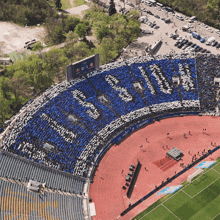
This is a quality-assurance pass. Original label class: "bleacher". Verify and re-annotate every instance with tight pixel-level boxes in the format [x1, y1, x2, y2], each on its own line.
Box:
[0, 54, 206, 178]
[0, 151, 85, 194]
[0, 179, 84, 220]
[196, 54, 220, 112]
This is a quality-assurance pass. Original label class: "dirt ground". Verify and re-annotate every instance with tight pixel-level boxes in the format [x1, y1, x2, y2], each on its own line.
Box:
[0, 3, 89, 56]
[2, 1, 220, 58]
[0, 22, 47, 55]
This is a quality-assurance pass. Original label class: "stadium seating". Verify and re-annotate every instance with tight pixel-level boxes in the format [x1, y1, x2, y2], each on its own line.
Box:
[0, 152, 84, 194]
[196, 54, 219, 112]
[0, 179, 84, 220]
[0, 54, 207, 177]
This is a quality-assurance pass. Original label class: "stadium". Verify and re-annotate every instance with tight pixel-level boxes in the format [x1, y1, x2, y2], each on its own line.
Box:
[1, 52, 220, 220]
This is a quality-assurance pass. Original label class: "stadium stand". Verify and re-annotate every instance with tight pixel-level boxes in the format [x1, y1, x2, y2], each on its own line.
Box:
[196, 54, 220, 112]
[0, 53, 210, 179]
[0, 179, 84, 220]
[0, 150, 85, 194]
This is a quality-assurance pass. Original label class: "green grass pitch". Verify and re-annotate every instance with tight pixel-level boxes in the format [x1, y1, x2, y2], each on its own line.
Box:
[133, 159, 220, 220]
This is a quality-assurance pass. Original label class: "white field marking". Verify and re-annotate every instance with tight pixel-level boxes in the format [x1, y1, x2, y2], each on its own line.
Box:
[212, 167, 220, 175]
[190, 176, 220, 199]
[181, 189, 192, 198]
[139, 160, 220, 220]
[162, 204, 181, 220]
[212, 212, 220, 220]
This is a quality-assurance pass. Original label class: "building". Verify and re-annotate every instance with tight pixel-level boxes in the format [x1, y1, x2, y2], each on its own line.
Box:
[0, 57, 12, 65]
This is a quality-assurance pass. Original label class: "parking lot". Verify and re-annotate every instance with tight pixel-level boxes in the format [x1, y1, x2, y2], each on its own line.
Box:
[100, 0, 220, 60]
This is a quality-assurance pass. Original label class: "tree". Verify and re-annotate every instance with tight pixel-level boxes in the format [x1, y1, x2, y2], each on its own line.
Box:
[98, 38, 117, 64]
[0, 94, 11, 126]
[109, 0, 117, 16]
[75, 23, 87, 40]
[55, 0, 62, 10]
[65, 31, 79, 44]
[63, 31, 79, 63]
[32, 41, 44, 58]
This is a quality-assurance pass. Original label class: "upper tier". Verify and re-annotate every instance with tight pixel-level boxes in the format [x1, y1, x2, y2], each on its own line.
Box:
[1, 54, 219, 177]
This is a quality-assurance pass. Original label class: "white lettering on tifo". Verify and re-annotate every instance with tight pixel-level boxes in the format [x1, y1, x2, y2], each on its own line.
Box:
[41, 113, 75, 142]
[138, 66, 156, 95]
[178, 63, 195, 91]
[149, 64, 172, 94]
[105, 75, 133, 102]
[72, 89, 100, 119]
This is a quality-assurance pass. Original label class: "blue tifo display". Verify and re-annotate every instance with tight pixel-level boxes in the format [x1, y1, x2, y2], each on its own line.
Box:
[1, 54, 218, 178]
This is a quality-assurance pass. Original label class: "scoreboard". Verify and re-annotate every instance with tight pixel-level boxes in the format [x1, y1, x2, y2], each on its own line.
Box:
[66, 54, 99, 82]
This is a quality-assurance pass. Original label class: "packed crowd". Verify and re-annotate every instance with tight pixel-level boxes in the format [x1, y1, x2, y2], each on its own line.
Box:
[1, 54, 215, 177]
[196, 54, 220, 112]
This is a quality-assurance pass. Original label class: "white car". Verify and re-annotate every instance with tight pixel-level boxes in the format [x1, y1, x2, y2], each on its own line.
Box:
[176, 15, 184, 21]
[168, 12, 175, 16]
[156, 6, 161, 11]
[182, 45, 188, 50]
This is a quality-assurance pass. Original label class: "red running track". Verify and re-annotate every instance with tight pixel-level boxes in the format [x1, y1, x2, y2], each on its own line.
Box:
[89, 116, 220, 220]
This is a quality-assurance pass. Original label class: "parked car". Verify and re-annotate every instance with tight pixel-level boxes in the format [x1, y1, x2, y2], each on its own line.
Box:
[154, 15, 160, 19]
[176, 14, 184, 21]
[142, 29, 153, 34]
[156, 6, 161, 11]
[154, 25, 160, 29]
[182, 45, 188, 50]
[196, 46, 202, 50]
[147, 10, 153, 15]
[150, 23, 156, 27]
[216, 43, 220, 48]
[165, 6, 174, 12]
[211, 41, 218, 47]
[200, 38, 205, 43]
[192, 32, 201, 39]
[187, 41, 193, 46]
[195, 46, 200, 52]
[182, 39, 188, 44]
[174, 41, 180, 47]
[177, 43, 184, 48]
[165, 18, 171, 23]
